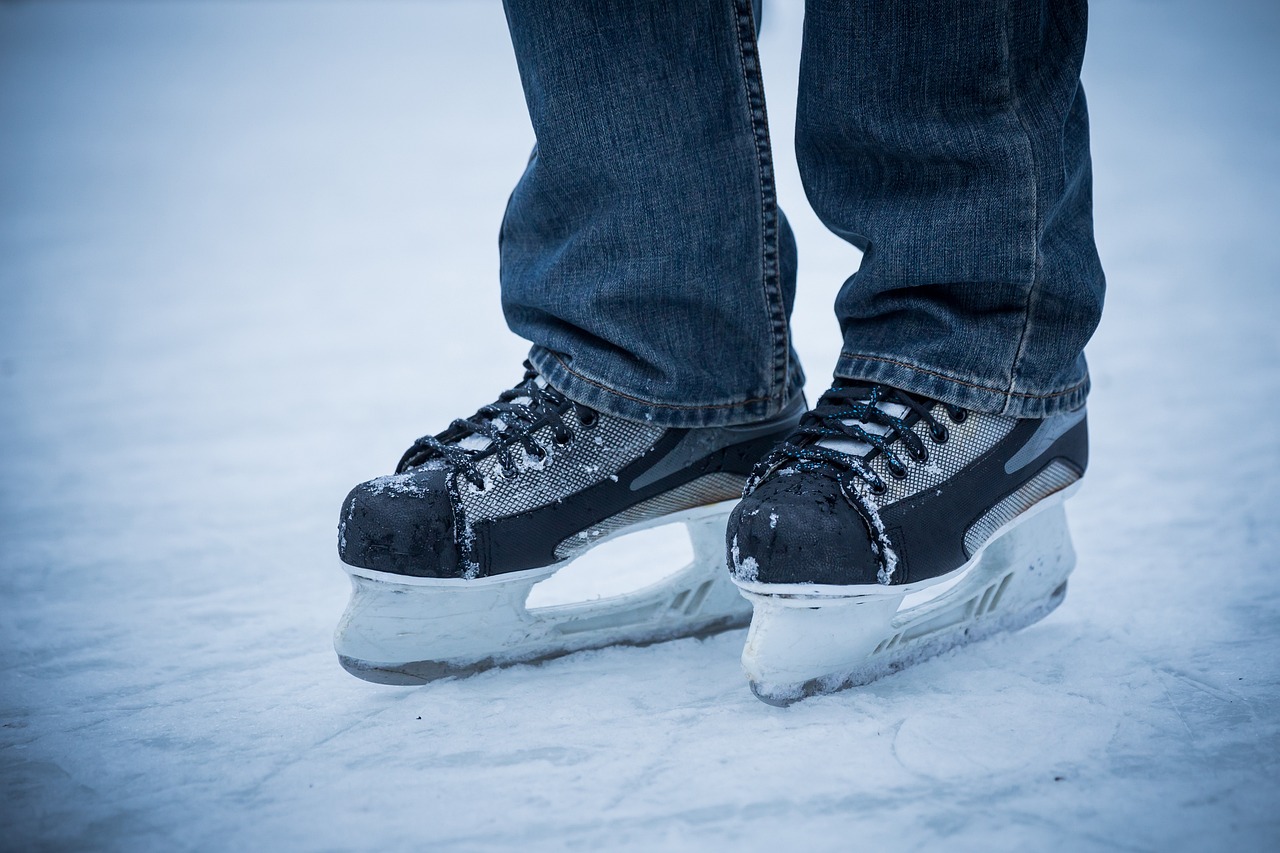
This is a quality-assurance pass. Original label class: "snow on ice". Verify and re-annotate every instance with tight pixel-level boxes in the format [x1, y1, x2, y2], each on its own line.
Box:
[1, 1, 1278, 850]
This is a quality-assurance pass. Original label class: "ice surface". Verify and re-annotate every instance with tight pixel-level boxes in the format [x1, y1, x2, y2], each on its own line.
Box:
[527, 522, 693, 609]
[2, 1, 1279, 850]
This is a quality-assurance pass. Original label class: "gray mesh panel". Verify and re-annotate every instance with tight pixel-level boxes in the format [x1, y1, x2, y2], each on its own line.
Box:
[458, 415, 665, 523]
[963, 460, 1079, 556]
[869, 408, 1014, 503]
[553, 473, 745, 560]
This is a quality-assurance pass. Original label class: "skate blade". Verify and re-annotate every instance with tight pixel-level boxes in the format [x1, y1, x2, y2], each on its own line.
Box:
[334, 501, 749, 684]
[740, 500, 1077, 706]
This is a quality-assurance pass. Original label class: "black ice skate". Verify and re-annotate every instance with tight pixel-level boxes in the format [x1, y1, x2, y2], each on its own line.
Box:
[336, 363, 805, 684]
[726, 380, 1086, 705]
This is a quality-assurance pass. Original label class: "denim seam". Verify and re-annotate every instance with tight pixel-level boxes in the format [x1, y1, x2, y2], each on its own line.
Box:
[1001, 0, 1042, 416]
[731, 0, 789, 411]
[546, 351, 776, 410]
[838, 351, 1087, 400]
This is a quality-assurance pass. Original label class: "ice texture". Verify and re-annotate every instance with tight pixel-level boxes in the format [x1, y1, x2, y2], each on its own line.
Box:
[2, 1, 1279, 851]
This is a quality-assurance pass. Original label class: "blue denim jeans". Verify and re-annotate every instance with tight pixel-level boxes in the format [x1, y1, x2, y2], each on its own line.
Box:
[499, 0, 1105, 427]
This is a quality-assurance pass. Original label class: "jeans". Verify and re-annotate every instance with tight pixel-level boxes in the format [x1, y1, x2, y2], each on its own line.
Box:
[499, 0, 1105, 427]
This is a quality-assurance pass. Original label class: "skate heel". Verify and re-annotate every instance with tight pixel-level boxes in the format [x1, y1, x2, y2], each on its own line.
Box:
[335, 502, 750, 684]
[741, 502, 1076, 706]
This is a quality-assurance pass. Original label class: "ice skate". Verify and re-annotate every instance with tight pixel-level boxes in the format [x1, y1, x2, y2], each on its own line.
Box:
[727, 380, 1087, 705]
[336, 362, 805, 684]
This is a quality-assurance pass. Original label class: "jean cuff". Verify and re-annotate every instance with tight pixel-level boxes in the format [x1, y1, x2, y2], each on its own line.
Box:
[529, 347, 806, 429]
[834, 351, 1089, 418]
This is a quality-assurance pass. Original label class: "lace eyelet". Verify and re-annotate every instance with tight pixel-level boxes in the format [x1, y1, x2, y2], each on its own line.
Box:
[949, 409, 967, 424]
[553, 432, 572, 446]
[577, 410, 599, 427]
[931, 425, 949, 444]
[910, 445, 928, 463]
[869, 480, 888, 495]
[889, 466, 908, 480]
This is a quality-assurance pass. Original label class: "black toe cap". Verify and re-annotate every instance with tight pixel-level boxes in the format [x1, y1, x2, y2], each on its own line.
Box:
[338, 467, 462, 577]
[728, 472, 880, 586]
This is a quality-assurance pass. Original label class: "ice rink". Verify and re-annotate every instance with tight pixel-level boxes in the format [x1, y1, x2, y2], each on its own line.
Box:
[2, 1, 1278, 850]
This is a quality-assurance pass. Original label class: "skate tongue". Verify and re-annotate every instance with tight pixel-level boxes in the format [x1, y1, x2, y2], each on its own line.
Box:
[456, 413, 519, 454]
[457, 433, 495, 452]
[454, 375, 553, 453]
[816, 402, 910, 458]
[505, 374, 548, 409]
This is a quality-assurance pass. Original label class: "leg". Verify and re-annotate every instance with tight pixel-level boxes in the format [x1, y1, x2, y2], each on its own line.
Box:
[797, 0, 1103, 418]
[334, 1, 812, 683]
[728, 0, 1103, 703]
[500, 0, 803, 428]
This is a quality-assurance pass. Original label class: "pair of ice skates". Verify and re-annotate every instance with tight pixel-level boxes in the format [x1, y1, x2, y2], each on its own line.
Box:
[336, 365, 1086, 705]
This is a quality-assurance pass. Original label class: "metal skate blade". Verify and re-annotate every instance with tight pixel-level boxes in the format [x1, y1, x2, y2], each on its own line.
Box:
[337, 653, 486, 686]
[746, 581, 1070, 706]
[740, 504, 1077, 705]
[334, 502, 750, 684]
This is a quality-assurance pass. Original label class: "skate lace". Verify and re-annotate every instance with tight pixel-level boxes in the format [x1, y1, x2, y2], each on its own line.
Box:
[396, 362, 599, 488]
[744, 381, 966, 500]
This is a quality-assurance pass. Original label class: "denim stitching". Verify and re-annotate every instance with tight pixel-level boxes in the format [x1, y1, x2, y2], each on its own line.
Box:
[547, 351, 775, 410]
[838, 351, 1087, 400]
[1000, 0, 1043, 415]
[731, 0, 789, 410]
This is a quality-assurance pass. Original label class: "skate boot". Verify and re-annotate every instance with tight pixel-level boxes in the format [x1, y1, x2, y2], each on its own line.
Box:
[727, 380, 1086, 705]
[336, 362, 805, 684]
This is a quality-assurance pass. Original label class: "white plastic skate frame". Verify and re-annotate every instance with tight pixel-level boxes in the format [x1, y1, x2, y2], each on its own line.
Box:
[334, 500, 749, 684]
[736, 484, 1081, 705]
